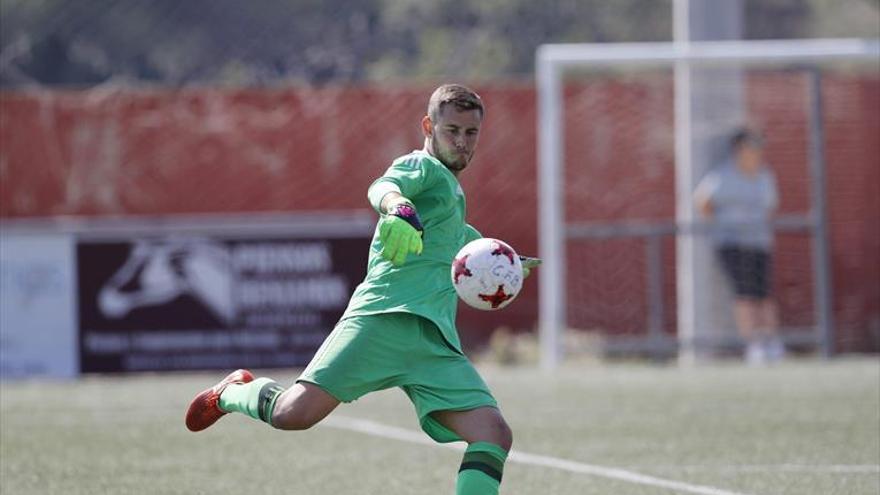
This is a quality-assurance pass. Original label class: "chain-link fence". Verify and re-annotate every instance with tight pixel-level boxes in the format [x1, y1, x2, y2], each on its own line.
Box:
[552, 64, 879, 358]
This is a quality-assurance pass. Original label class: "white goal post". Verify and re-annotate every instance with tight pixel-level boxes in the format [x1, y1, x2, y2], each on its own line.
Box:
[536, 38, 880, 369]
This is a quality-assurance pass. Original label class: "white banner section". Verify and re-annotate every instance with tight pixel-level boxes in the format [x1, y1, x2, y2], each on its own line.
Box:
[1, 233, 78, 378]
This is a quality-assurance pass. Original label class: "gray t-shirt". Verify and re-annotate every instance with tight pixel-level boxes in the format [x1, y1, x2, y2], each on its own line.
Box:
[695, 161, 778, 249]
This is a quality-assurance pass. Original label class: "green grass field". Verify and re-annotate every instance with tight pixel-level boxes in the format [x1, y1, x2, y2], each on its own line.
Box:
[2, 359, 878, 495]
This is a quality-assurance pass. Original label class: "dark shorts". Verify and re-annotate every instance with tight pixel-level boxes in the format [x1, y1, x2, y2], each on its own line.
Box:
[717, 245, 772, 299]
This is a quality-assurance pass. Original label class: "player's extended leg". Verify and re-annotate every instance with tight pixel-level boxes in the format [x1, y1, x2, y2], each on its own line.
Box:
[431, 406, 512, 495]
[186, 371, 339, 432]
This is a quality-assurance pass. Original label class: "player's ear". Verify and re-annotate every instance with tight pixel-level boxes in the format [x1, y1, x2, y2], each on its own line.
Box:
[420, 115, 433, 138]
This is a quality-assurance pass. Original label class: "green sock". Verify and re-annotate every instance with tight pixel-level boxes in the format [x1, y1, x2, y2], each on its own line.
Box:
[456, 442, 508, 495]
[218, 377, 284, 426]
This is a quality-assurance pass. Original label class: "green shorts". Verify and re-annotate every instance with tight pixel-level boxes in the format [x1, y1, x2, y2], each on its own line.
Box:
[296, 312, 498, 443]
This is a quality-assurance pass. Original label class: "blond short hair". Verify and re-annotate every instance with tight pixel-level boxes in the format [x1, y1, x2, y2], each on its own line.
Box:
[427, 84, 484, 121]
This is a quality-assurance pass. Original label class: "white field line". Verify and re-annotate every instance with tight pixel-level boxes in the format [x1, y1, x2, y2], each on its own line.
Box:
[321, 415, 755, 495]
[628, 464, 880, 474]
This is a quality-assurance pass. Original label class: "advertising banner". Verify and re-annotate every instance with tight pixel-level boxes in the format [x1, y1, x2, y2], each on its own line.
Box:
[77, 235, 369, 372]
[0, 233, 78, 378]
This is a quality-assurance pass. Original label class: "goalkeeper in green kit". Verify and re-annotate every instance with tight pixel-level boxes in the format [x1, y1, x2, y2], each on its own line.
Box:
[186, 84, 539, 494]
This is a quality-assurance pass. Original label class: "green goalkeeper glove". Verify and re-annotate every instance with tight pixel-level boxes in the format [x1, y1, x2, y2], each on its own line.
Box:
[520, 255, 542, 279]
[378, 197, 424, 266]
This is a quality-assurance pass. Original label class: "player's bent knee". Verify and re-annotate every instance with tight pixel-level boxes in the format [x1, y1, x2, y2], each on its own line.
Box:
[481, 409, 513, 451]
[475, 412, 513, 450]
[494, 418, 513, 451]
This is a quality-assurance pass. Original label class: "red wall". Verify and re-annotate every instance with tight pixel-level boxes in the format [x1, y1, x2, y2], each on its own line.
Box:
[2, 77, 878, 351]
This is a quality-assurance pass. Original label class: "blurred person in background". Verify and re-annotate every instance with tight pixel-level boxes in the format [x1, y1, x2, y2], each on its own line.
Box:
[695, 127, 783, 365]
[186, 84, 539, 495]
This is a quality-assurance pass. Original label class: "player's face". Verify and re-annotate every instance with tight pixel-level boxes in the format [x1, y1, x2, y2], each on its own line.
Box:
[424, 106, 482, 174]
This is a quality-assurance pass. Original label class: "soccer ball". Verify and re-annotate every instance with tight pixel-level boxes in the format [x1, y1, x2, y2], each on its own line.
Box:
[451, 238, 523, 311]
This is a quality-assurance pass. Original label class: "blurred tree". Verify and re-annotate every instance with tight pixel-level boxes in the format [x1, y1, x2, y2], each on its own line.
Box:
[802, 0, 880, 38]
[0, 0, 876, 87]
[744, 0, 880, 39]
[368, 0, 672, 80]
[745, 0, 812, 39]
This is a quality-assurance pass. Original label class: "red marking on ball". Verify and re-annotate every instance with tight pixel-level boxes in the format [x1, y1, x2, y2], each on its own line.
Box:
[478, 285, 514, 309]
[452, 255, 472, 284]
[491, 242, 516, 264]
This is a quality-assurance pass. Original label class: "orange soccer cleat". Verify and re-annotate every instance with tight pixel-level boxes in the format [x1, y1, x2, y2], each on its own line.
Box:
[185, 369, 254, 432]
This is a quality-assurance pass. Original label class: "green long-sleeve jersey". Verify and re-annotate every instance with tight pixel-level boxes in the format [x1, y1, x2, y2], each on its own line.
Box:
[341, 149, 481, 352]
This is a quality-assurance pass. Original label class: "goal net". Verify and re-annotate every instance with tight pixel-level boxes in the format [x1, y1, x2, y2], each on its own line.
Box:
[536, 39, 880, 367]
